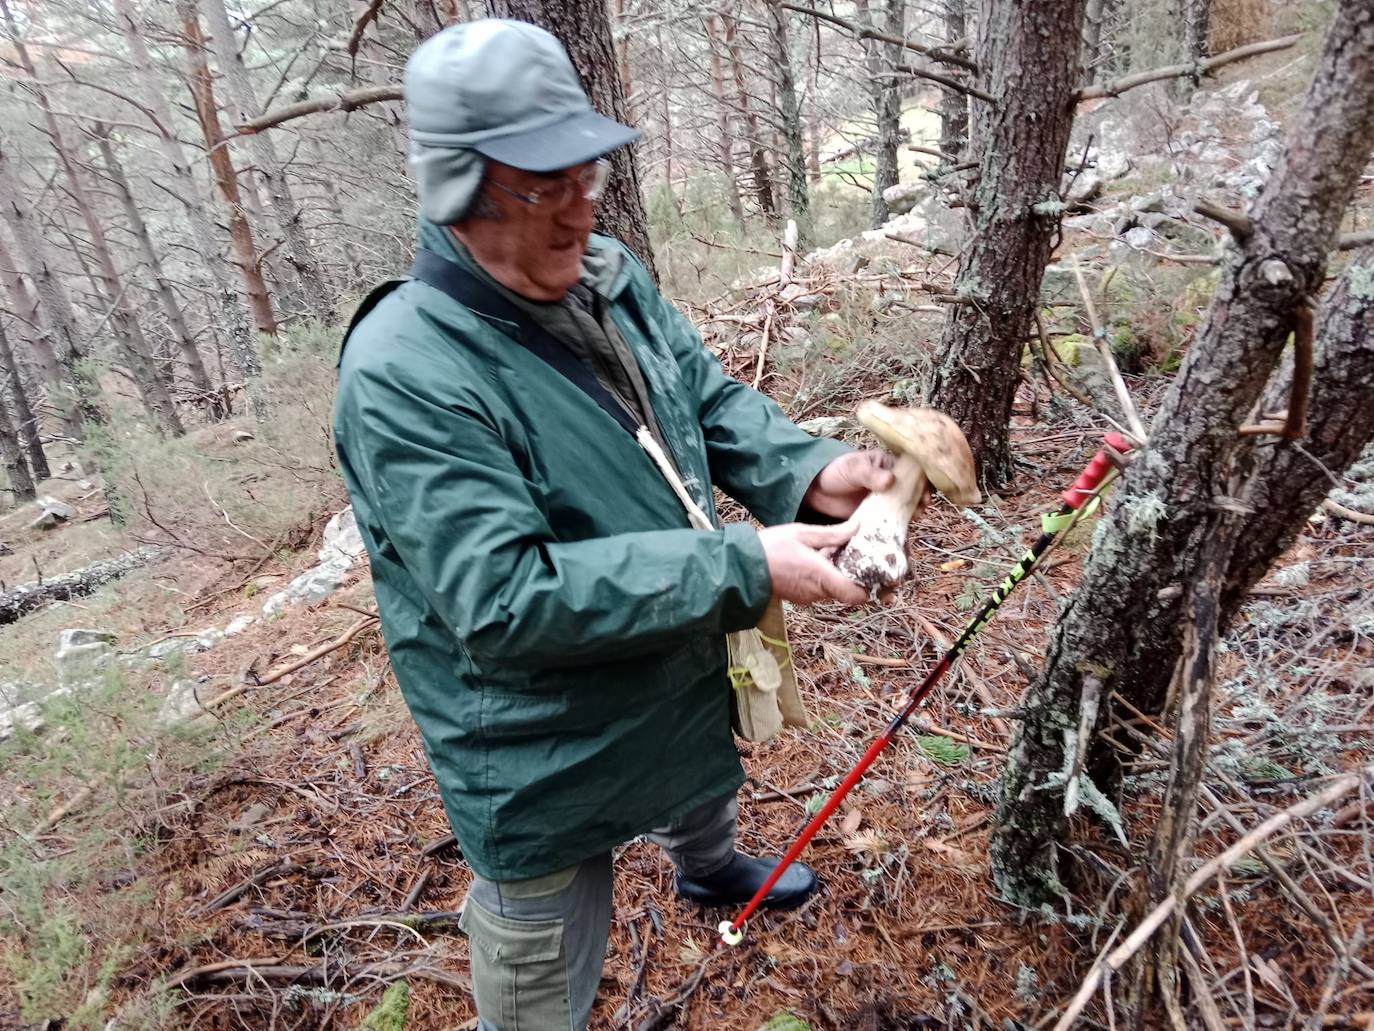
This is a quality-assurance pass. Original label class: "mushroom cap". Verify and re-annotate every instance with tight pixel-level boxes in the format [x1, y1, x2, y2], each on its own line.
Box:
[855, 400, 982, 505]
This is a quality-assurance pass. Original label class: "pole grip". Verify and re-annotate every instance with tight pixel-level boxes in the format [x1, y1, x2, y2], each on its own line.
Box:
[1060, 432, 1132, 510]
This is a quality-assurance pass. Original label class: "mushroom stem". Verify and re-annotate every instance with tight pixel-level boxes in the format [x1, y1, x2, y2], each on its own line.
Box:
[835, 453, 928, 592]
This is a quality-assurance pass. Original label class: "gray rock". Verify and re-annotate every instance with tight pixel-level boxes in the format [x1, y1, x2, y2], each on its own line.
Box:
[195, 628, 226, 651]
[0, 698, 47, 739]
[881, 181, 931, 216]
[262, 556, 352, 617]
[806, 237, 863, 275]
[797, 416, 848, 438]
[223, 615, 255, 637]
[54, 628, 116, 687]
[1066, 173, 1102, 206]
[0, 541, 12, 556]
[318, 507, 366, 566]
[157, 679, 205, 726]
[1122, 226, 1156, 250]
[30, 495, 74, 530]
[1097, 150, 1132, 181]
[146, 637, 193, 661]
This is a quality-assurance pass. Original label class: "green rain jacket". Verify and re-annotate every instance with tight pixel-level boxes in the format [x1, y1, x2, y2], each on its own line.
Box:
[334, 220, 849, 882]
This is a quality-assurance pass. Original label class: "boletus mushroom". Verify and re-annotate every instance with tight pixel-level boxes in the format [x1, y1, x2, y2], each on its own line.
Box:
[835, 401, 981, 593]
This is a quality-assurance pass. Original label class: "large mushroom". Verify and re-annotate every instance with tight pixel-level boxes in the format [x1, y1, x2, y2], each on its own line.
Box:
[835, 401, 981, 593]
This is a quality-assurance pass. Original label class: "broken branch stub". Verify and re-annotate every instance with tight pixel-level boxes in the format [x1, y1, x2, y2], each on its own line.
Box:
[835, 402, 980, 593]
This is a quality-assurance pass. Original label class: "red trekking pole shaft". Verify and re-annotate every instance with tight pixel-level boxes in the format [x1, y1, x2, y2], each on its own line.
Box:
[718, 433, 1131, 945]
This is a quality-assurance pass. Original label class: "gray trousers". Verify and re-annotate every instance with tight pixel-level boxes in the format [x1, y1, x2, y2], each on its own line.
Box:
[459, 792, 738, 1031]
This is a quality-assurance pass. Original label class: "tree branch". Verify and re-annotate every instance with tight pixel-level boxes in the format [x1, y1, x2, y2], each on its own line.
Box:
[894, 65, 995, 104]
[1076, 33, 1303, 102]
[776, 0, 977, 72]
[233, 84, 403, 135]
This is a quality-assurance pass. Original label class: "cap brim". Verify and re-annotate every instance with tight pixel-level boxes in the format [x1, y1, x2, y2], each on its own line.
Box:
[473, 110, 642, 172]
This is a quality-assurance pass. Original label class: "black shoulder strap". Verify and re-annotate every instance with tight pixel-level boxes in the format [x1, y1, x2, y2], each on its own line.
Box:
[409, 249, 639, 436]
[337, 278, 406, 369]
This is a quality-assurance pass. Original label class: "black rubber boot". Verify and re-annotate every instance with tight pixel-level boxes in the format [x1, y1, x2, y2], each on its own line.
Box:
[674, 853, 818, 911]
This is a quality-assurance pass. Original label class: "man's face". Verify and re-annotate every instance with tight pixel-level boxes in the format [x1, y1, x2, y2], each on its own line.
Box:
[454, 160, 599, 302]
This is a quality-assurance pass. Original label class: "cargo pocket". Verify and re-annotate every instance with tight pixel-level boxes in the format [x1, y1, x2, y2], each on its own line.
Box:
[460, 899, 572, 1031]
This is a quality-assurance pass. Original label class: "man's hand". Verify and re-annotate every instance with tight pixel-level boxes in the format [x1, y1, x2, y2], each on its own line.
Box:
[801, 450, 895, 520]
[758, 521, 868, 606]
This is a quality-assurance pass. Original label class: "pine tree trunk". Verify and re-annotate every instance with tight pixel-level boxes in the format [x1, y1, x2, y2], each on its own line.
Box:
[722, 13, 777, 221]
[0, 146, 100, 440]
[863, 0, 905, 229]
[114, 0, 266, 410]
[198, 0, 337, 324]
[0, 228, 66, 429]
[939, 0, 969, 156]
[93, 125, 220, 417]
[990, 0, 1374, 909]
[766, 3, 813, 250]
[0, 0, 181, 438]
[0, 323, 35, 503]
[488, 0, 658, 278]
[177, 0, 274, 420]
[349, 0, 410, 168]
[926, 0, 1089, 486]
[704, 17, 745, 226]
[0, 320, 49, 481]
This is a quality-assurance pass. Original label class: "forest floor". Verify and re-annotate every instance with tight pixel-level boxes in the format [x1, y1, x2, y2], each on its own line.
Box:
[4, 53, 1374, 1031]
[2, 332, 1371, 1030]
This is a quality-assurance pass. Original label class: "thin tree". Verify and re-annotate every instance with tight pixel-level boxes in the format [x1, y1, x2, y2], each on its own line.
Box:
[0, 321, 36, 503]
[0, 316, 50, 481]
[938, 0, 969, 156]
[765, 2, 814, 249]
[860, 0, 905, 228]
[991, 1, 1374, 942]
[704, 15, 746, 225]
[0, 0, 182, 438]
[197, 0, 338, 324]
[0, 142, 101, 440]
[925, 0, 1090, 486]
[92, 124, 221, 417]
[111, 0, 267, 397]
[721, 11, 777, 221]
[488, 0, 659, 277]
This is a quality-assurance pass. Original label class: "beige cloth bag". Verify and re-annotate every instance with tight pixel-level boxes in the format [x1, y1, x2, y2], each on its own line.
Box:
[636, 430, 810, 742]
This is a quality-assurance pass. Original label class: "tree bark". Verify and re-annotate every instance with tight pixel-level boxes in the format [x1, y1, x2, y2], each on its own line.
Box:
[704, 16, 745, 226]
[197, 0, 337, 324]
[926, 0, 1089, 486]
[862, 0, 905, 229]
[93, 125, 220, 417]
[114, 0, 266, 412]
[939, 0, 969, 157]
[722, 12, 776, 221]
[990, 0, 1374, 909]
[0, 318, 49, 481]
[0, 143, 100, 440]
[766, 2, 813, 250]
[0, 227, 66, 427]
[0, 0, 182, 438]
[177, 0, 274, 422]
[488, 0, 658, 277]
[0, 322, 35, 503]
[0, 550, 155, 627]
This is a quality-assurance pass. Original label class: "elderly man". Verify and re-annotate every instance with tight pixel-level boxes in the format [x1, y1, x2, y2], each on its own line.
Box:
[334, 19, 889, 1030]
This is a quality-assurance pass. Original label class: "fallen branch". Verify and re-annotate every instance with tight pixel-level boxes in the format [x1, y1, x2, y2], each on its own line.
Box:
[1052, 766, 1372, 1031]
[1076, 33, 1303, 102]
[1323, 498, 1374, 525]
[253, 615, 378, 686]
[1, 549, 155, 626]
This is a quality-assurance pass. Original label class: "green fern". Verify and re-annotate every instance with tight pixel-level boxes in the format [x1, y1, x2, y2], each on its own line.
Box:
[916, 735, 970, 766]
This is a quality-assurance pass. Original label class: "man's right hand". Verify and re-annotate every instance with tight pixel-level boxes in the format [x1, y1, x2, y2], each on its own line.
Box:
[757, 521, 868, 606]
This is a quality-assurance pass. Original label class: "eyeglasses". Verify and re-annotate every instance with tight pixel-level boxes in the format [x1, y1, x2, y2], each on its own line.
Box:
[486, 159, 611, 209]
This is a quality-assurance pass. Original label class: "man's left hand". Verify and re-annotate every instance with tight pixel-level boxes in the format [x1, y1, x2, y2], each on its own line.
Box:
[801, 450, 895, 520]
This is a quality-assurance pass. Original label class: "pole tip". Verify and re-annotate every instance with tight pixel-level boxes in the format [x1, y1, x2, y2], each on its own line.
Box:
[718, 920, 744, 947]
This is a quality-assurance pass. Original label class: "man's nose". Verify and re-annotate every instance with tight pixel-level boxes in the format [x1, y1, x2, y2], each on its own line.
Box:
[555, 193, 596, 231]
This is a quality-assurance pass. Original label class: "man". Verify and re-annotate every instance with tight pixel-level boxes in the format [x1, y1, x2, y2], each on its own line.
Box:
[334, 19, 891, 1030]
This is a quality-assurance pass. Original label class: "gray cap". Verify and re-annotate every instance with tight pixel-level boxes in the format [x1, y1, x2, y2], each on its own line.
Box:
[404, 20, 641, 223]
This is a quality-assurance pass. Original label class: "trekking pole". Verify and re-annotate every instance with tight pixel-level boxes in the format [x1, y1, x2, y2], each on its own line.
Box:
[718, 432, 1133, 947]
